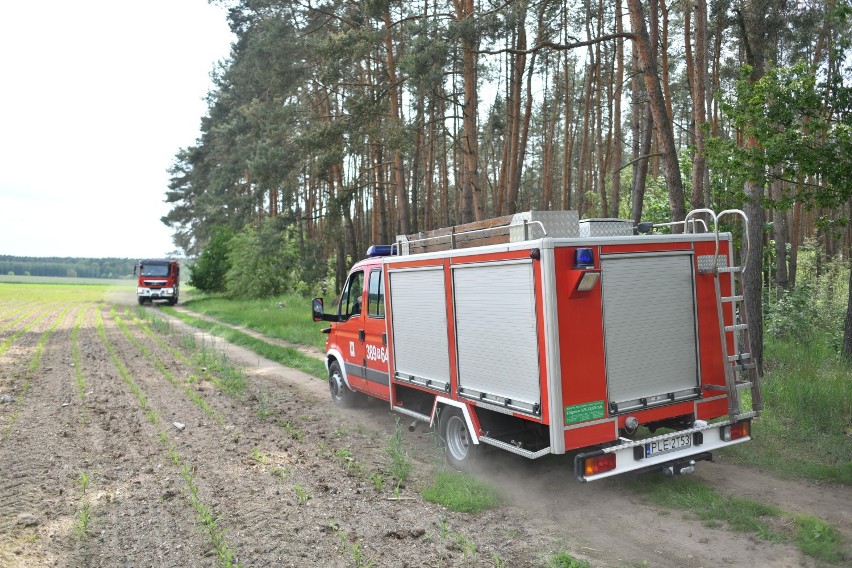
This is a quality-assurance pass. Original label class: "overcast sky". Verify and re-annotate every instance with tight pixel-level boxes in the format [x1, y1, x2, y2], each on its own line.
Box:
[0, 1, 234, 259]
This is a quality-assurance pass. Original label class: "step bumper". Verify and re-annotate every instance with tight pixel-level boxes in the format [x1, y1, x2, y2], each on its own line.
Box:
[574, 418, 752, 482]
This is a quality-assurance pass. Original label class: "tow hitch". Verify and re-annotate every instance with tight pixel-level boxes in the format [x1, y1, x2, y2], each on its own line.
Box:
[663, 459, 696, 476]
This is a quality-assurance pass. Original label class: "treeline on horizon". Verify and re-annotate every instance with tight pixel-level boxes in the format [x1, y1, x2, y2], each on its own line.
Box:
[0, 256, 138, 279]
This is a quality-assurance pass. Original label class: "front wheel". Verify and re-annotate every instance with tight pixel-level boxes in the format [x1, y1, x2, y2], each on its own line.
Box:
[137, 297, 145, 306]
[439, 407, 478, 469]
[328, 361, 357, 408]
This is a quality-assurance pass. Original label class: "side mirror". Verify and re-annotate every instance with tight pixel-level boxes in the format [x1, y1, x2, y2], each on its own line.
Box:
[312, 297, 324, 322]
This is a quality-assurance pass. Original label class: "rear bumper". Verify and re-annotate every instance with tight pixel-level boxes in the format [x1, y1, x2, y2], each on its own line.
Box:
[574, 419, 751, 481]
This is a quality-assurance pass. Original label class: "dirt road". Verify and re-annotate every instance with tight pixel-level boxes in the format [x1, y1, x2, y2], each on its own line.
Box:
[0, 298, 848, 567]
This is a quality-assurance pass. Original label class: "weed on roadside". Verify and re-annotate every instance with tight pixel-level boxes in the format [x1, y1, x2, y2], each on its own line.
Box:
[77, 471, 91, 493]
[546, 551, 590, 568]
[74, 503, 91, 538]
[386, 418, 413, 488]
[421, 470, 502, 513]
[255, 391, 275, 421]
[294, 483, 310, 505]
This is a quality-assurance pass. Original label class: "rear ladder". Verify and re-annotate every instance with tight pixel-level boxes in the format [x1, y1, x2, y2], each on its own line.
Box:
[686, 209, 762, 421]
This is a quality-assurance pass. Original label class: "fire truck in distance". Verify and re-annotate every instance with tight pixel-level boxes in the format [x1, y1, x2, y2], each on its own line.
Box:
[134, 259, 180, 306]
[312, 209, 762, 481]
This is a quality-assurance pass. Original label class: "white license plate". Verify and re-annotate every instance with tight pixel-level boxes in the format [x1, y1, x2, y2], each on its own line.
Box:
[645, 434, 692, 457]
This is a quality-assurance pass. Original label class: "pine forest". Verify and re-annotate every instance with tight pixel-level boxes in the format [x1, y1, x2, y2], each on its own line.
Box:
[162, 0, 852, 358]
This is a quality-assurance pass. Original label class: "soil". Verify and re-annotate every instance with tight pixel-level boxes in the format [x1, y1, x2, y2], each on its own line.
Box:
[0, 293, 849, 568]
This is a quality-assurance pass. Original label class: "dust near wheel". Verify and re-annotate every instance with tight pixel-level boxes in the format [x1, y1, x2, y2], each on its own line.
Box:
[439, 406, 479, 469]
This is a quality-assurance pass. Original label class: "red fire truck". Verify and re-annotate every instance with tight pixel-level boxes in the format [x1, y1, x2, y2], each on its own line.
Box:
[134, 259, 180, 306]
[312, 209, 761, 481]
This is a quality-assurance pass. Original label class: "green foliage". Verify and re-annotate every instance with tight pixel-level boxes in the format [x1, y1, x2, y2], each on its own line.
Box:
[546, 552, 590, 568]
[189, 226, 233, 293]
[224, 219, 327, 300]
[765, 248, 848, 345]
[708, 63, 852, 209]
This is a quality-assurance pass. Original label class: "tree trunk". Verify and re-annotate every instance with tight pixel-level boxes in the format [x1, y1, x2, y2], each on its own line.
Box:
[685, 0, 709, 210]
[611, 0, 624, 218]
[381, 10, 409, 235]
[454, 0, 484, 223]
[562, 64, 575, 210]
[843, 263, 852, 360]
[627, 0, 686, 227]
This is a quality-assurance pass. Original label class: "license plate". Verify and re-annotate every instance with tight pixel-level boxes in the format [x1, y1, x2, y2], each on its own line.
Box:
[646, 434, 692, 457]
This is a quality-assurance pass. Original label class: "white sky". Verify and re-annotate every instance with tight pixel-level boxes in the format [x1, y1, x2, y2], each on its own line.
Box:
[0, 0, 234, 259]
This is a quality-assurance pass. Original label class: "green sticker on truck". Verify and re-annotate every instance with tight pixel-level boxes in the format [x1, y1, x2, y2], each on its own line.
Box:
[565, 401, 606, 425]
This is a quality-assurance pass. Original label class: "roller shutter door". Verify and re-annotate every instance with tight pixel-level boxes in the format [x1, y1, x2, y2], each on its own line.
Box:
[388, 268, 451, 386]
[601, 253, 699, 408]
[453, 261, 541, 408]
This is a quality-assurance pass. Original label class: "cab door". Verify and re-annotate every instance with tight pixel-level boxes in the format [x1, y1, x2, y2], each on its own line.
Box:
[362, 267, 390, 400]
[336, 269, 366, 391]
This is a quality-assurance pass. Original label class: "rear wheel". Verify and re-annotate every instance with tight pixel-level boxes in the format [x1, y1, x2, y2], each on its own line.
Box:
[439, 407, 478, 469]
[328, 361, 357, 408]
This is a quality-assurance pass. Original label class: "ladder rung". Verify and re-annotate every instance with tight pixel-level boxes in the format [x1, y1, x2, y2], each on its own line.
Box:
[734, 381, 754, 390]
[733, 363, 757, 372]
[725, 324, 749, 332]
[718, 266, 742, 273]
[721, 295, 744, 303]
[728, 352, 751, 362]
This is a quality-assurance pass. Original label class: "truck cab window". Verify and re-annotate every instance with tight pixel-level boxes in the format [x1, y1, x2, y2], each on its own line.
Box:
[368, 269, 384, 318]
[140, 264, 170, 277]
[339, 271, 364, 320]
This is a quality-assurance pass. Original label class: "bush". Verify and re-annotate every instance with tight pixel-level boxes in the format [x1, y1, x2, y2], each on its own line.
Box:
[765, 248, 848, 347]
[189, 227, 233, 293]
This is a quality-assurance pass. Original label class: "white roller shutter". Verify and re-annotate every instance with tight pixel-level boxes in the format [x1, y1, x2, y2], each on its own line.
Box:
[388, 268, 451, 386]
[453, 261, 541, 408]
[601, 253, 700, 408]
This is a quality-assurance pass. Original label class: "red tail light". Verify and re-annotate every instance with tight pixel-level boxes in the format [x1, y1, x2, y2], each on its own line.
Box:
[584, 453, 616, 476]
[722, 420, 750, 442]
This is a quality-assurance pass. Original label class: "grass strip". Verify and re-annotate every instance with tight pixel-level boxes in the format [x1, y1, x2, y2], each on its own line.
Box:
[630, 475, 846, 563]
[111, 309, 221, 423]
[421, 470, 502, 513]
[162, 308, 327, 379]
[719, 336, 851, 485]
[180, 294, 326, 349]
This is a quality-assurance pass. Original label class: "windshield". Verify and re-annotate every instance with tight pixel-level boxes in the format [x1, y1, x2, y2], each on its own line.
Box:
[140, 263, 170, 277]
